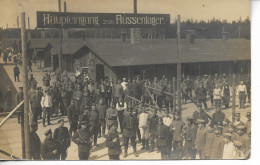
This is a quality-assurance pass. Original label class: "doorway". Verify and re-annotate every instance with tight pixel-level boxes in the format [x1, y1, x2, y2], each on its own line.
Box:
[96, 64, 104, 83]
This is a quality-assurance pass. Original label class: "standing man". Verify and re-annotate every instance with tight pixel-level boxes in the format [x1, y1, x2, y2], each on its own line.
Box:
[195, 83, 208, 110]
[113, 80, 123, 106]
[116, 97, 127, 134]
[138, 107, 150, 150]
[195, 119, 208, 159]
[213, 84, 222, 110]
[41, 89, 53, 127]
[16, 87, 24, 123]
[51, 82, 60, 116]
[41, 129, 61, 160]
[13, 64, 20, 82]
[96, 98, 106, 137]
[73, 85, 83, 114]
[31, 88, 42, 123]
[244, 78, 251, 103]
[106, 124, 122, 160]
[157, 117, 169, 159]
[67, 100, 80, 136]
[106, 104, 118, 130]
[149, 109, 159, 152]
[245, 112, 251, 136]
[53, 119, 71, 160]
[210, 108, 225, 128]
[192, 103, 209, 126]
[222, 81, 231, 109]
[30, 122, 41, 160]
[210, 125, 225, 159]
[27, 59, 33, 72]
[163, 109, 173, 158]
[237, 81, 247, 109]
[183, 118, 197, 159]
[122, 108, 139, 158]
[204, 127, 215, 159]
[231, 113, 245, 129]
[42, 71, 51, 87]
[72, 121, 92, 160]
[88, 105, 99, 147]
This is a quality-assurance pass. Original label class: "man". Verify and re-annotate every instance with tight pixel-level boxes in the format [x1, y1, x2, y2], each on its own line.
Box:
[204, 127, 215, 159]
[41, 89, 52, 127]
[88, 105, 99, 146]
[13, 64, 20, 82]
[67, 100, 79, 136]
[42, 72, 51, 87]
[138, 107, 150, 150]
[106, 124, 122, 160]
[78, 106, 90, 129]
[27, 59, 32, 72]
[41, 129, 60, 160]
[31, 88, 42, 123]
[51, 82, 60, 116]
[231, 125, 250, 156]
[81, 87, 92, 113]
[183, 118, 197, 159]
[192, 103, 209, 126]
[116, 97, 127, 134]
[195, 83, 208, 110]
[157, 117, 169, 159]
[210, 108, 225, 128]
[55, 68, 61, 82]
[195, 119, 208, 159]
[181, 79, 188, 104]
[72, 121, 92, 160]
[222, 81, 231, 109]
[213, 84, 222, 110]
[207, 75, 215, 107]
[106, 104, 118, 130]
[28, 74, 37, 89]
[237, 81, 247, 109]
[163, 109, 173, 158]
[210, 125, 225, 159]
[231, 113, 245, 129]
[149, 109, 159, 152]
[171, 112, 185, 159]
[121, 78, 128, 92]
[244, 78, 251, 103]
[186, 76, 193, 98]
[30, 122, 41, 160]
[53, 119, 71, 160]
[122, 107, 139, 158]
[73, 85, 83, 114]
[60, 85, 68, 116]
[245, 112, 251, 136]
[16, 87, 24, 123]
[112, 80, 123, 106]
[96, 98, 106, 137]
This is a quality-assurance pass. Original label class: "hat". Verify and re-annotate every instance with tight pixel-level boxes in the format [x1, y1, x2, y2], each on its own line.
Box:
[236, 125, 246, 130]
[247, 112, 251, 117]
[58, 119, 64, 123]
[123, 78, 126, 80]
[204, 74, 208, 77]
[44, 129, 52, 136]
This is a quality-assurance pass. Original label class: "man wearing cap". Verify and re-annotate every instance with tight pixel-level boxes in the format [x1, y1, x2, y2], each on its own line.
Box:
[138, 107, 150, 150]
[13, 64, 20, 82]
[41, 89, 52, 127]
[222, 81, 231, 109]
[163, 109, 173, 157]
[149, 109, 159, 152]
[30, 122, 41, 160]
[51, 82, 60, 116]
[210, 125, 225, 159]
[157, 117, 170, 159]
[195, 82, 208, 110]
[72, 121, 92, 160]
[237, 81, 247, 109]
[112, 80, 123, 106]
[213, 84, 222, 110]
[171, 112, 185, 159]
[231, 113, 245, 128]
[183, 118, 197, 159]
[106, 104, 118, 130]
[116, 97, 127, 134]
[192, 103, 209, 126]
[41, 129, 61, 160]
[231, 125, 250, 156]
[53, 119, 70, 160]
[122, 107, 139, 158]
[246, 112, 251, 136]
[195, 119, 208, 159]
[81, 86, 92, 113]
[210, 108, 225, 128]
[88, 105, 99, 146]
[96, 98, 106, 137]
[78, 106, 90, 129]
[42, 72, 51, 87]
[244, 78, 251, 103]
[31, 87, 42, 123]
[73, 85, 83, 114]
[67, 100, 80, 136]
[204, 127, 215, 159]
[60, 85, 68, 116]
[28, 74, 37, 89]
[186, 76, 193, 98]
[106, 124, 122, 160]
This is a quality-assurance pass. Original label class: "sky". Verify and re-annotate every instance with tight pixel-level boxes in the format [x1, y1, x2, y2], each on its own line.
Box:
[0, 0, 251, 29]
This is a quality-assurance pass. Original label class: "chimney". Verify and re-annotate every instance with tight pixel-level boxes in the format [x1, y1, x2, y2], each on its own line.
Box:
[28, 30, 31, 40]
[64, 1, 67, 12]
[58, 0, 61, 12]
[120, 31, 127, 42]
[186, 30, 196, 44]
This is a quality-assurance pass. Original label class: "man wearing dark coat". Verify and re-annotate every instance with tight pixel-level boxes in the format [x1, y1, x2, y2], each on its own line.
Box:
[30, 122, 41, 160]
[13, 64, 20, 82]
[195, 119, 208, 159]
[195, 83, 208, 110]
[183, 118, 197, 159]
[122, 108, 139, 158]
[106, 104, 118, 130]
[67, 100, 79, 136]
[222, 81, 231, 109]
[16, 87, 24, 123]
[72, 121, 92, 160]
[41, 129, 61, 160]
[53, 119, 71, 160]
[88, 105, 99, 146]
[106, 124, 122, 160]
[157, 117, 170, 160]
[210, 108, 225, 128]
[96, 98, 106, 137]
[149, 109, 159, 152]
[192, 103, 209, 126]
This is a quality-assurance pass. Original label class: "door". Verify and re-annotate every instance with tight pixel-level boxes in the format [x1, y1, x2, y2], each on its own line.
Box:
[96, 64, 104, 83]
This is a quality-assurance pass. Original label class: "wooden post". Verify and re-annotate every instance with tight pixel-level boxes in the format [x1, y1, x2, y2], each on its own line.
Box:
[21, 12, 31, 159]
[176, 15, 182, 113]
[128, 66, 131, 81]
[173, 77, 176, 112]
[232, 74, 236, 122]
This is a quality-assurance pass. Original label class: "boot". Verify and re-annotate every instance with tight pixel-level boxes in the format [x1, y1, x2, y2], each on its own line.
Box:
[145, 140, 150, 150]
[123, 152, 127, 158]
[141, 139, 145, 150]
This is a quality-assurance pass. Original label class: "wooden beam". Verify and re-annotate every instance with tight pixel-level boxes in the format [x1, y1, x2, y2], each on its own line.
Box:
[145, 86, 159, 108]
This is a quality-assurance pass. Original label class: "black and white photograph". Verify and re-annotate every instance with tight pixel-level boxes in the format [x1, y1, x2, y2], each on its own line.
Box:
[0, 0, 251, 160]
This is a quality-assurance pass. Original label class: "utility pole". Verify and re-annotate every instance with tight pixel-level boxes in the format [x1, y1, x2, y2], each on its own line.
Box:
[176, 15, 182, 115]
[232, 73, 236, 122]
[58, 0, 62, 71]
[172, 77, 176, 113]
[21, 12, 31, 159]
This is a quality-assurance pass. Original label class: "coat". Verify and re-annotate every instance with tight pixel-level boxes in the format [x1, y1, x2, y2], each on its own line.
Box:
[30, 131, 41, 159]
[184, 125, 197, 148]
[53, 127, 71, 150]
[113, 84, 123, 97]
[149, 115, 159, 134]
[122, 114, 138, 138]
[41, 138, 60, 160]
[195, 126, 207, 151]
[96, 103, 106, 120]
[13, 66, 20, 75]
[210, 111, 225, 127]
[67, 104, 79, 123]
[192, 110, 209, 125]
[72, 128, 91, 153]
[171, 120, 185, 142]
[204, 131, 215, 157]
[157, 124, 169, 147]
[106, 107, 118, 127]
[210, 135, 225, 159]
[106, 131, 121, 155]
[195, 86, 207, 100]
[223, 142, 236, 159]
